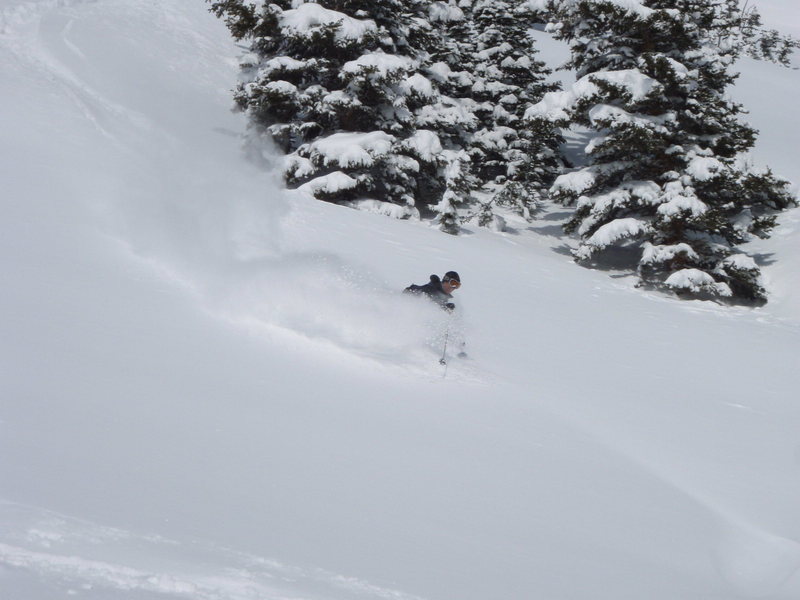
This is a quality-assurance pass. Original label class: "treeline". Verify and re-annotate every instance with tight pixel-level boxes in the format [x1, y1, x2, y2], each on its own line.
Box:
[210, 0, 797, 303]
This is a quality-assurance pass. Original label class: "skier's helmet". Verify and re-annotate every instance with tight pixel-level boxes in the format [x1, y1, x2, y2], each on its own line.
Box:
[443, 271, 461, 288]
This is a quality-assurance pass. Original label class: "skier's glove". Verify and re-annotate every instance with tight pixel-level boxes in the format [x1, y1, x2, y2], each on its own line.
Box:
[445, 302, 455, 311]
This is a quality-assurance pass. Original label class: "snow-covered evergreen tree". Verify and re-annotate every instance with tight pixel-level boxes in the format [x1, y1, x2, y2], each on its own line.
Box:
[426, 0, 564, 223]
[529, 0, 796, 302]
[210, 0, 567, 232]
[209, 0, 446, 217]
[469, 0, 562, 219]
[435, 150, 477, 234]
[379, 0, 480, 225]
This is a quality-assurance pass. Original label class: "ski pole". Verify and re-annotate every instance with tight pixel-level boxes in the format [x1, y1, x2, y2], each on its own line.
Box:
[439, 319, 450, 370]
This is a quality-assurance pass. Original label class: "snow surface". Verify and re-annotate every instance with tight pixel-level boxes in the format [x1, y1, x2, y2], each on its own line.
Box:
[526, 69, 661, 121]
[665, 269, 734, 297]
[341, 52, 415, 77]
[576, 217, 652, 257]
[280, 3, 376, 42]
[400, 73, 436, 99]
[304, 131, 396, 168]
[530, 0, 666, 19]
[2, 1, 800, 600]
[428, 2, 465, 24]
[401, 130, 443, 162]
[297, 170, 359, 194]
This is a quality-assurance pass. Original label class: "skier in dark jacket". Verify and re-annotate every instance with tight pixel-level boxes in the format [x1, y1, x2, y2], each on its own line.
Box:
[404, 271, 461, 312]
[404, 271, 466, 359]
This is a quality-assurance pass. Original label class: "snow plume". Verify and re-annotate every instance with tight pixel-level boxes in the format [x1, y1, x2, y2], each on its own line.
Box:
[209, 235, 453, 367]
[0, 0, 444, 373]
[113, 152, 446, 367]
[117, 172, 448, 368]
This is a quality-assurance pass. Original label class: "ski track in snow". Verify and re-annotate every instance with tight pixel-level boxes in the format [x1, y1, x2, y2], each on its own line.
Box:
[3, 0, 800, 599]
[1, 0, 492, 381]
[0, 503, 429, 600]
[0, 2, 439, 598]
[0, 544, 412, 600]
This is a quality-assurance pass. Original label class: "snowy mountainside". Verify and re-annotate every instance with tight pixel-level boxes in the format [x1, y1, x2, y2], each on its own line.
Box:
[2, 1, 800, 599]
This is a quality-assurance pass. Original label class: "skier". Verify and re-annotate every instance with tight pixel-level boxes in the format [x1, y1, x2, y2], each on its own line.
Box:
[404, 271, 466, 361]
[404, 271, 461, 311]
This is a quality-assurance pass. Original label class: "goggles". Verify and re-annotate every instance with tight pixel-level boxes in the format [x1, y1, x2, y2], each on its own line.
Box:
[444, 279, 461, 289]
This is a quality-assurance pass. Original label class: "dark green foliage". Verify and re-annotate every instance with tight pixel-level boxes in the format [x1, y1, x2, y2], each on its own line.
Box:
[209, 0, 563, 231]
[535, 0, 797, 303]
[209, 0, 436, 213]
[437, 151, 477, 234]
[208, 1, 261, 40]
[464, 0, 563, 220]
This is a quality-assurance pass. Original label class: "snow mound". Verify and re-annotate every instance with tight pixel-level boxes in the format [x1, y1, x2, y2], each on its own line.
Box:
[280, 3, 377, 41]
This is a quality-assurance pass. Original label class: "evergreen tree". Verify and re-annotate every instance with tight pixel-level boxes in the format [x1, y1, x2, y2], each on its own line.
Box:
[209, 0, 444, 217]
[398, 1, 481, 223]
[530, 0, 796, 302]
[210, 0, 567, 233]
[469, 0, 562, 220]
[435, 150, 477, 234]
[428, 0, 564, 223]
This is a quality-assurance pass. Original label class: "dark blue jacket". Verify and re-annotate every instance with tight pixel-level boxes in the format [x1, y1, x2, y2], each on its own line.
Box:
[404, 274, 455, 311]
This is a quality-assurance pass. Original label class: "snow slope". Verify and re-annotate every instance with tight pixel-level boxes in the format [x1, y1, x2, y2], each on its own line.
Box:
[2, 1, 800, 599]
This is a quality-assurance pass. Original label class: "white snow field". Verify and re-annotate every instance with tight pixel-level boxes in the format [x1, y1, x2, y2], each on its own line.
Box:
[2, 1, 800, 599]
